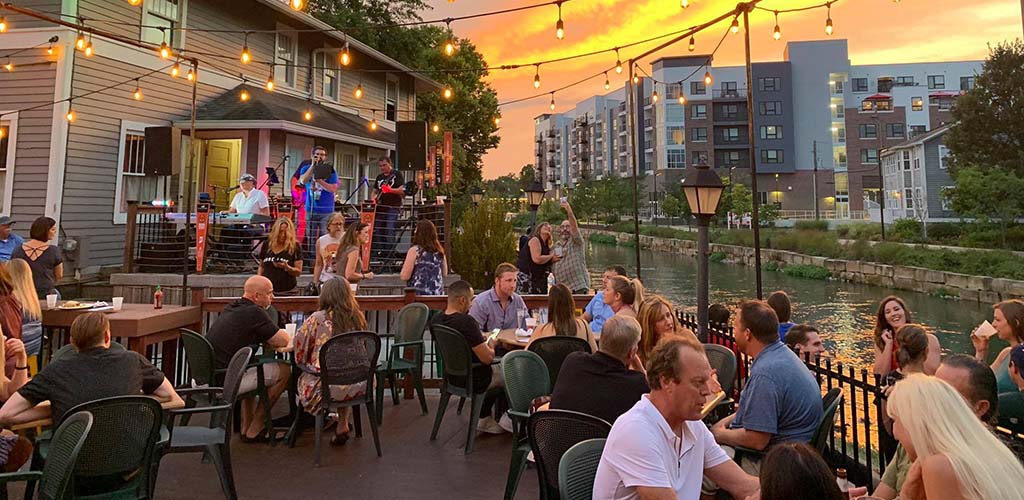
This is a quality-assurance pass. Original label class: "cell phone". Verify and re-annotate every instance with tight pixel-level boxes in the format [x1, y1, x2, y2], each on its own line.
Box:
[488, 329, 500, 341]
[560, 196, 568, 203]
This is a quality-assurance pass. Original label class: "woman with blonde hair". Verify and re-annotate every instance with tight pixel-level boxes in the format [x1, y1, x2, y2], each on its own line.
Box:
[312, 212, 346, 286]
[972, 299, 1024, 394]
[888, 373, 1024, 500]
[603, 275, 641, 318]
[258, 217, 303, 294]
[636, 295, 698, 365]
[336, 222, 374, 287]
[6, 259, 41, 358]
[527, 284, 596, 352]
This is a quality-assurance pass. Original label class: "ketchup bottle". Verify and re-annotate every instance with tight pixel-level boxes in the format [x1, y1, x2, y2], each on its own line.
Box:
[153, 285, 164, 309]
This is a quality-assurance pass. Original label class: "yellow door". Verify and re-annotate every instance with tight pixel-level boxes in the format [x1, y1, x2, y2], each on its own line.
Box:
[205, 139, 241, 210]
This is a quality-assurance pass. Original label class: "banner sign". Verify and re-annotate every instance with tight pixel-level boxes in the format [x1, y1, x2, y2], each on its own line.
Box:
[443, 132, 453, 185]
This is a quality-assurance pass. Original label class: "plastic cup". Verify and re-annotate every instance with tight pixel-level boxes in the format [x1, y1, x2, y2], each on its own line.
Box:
[285, 323, 297, 336]
[46, 294, 57, 308]
[350, 283, 358, 292]
[112, 297, 124, 311]
[554, 247, 564, 257]
[525, 317, 537, 330]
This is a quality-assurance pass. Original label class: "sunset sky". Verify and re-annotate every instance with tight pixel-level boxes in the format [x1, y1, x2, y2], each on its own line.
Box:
[423, 0, 1022, 179]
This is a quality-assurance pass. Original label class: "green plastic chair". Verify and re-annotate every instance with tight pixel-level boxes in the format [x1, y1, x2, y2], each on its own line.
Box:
[501, 350, 551, 500]
[429, 323, 499, 455]
[558, 438, 607, 500]
[998, 391, 1024, 434]
[375, 303, 430, 424]
[0, 412, 93, 500]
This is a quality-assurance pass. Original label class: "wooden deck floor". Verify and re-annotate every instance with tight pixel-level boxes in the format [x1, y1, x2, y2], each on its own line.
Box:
[153, 393, 539, 500]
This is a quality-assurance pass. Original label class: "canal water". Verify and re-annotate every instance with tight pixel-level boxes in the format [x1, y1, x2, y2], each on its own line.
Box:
[586, 243, 1004, 370]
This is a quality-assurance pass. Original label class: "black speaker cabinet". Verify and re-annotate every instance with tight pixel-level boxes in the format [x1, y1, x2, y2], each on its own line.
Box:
[144, 126, 181, 176]
[396, 120, 427, 170]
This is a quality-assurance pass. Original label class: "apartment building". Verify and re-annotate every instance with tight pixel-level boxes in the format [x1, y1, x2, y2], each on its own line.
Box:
[879, 125, 956, 222]
[535, 39, 980, 220]
[0, 0, 438, 273]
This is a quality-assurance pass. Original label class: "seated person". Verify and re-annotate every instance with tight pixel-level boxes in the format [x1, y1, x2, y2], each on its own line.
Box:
[205, 275, 291, 442]
[582, 266, 625, 333]
[527, 283, 596, 352]
[784, 324, 827, 360]
[711, 301, 823, 468]
[550, 315, 648, 424]
[593, 338, 758, 500]
[767, 290, 796, 342]
[0, 312, 182, 427]
[431, 280, 504, 434]
[468, 262, 527, 332]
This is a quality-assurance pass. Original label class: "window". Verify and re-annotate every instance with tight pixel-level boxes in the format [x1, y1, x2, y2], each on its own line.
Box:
[832, 104, 845, 119]
[927, 75, 945, 89]
[666, 84, 682, 99]
[761, 149, 784, 164]
[859, 124, 877, 139]
[667, 126, 685, 146]
[758, 192, 770, 206]
[938, 145, 950, 169]
[860, 148, 879, 164]
[141, 0, 181, 46]
[0, 121, 12, 214]
[721, 127, 740, 142]
[760, 101, 782, 116]
[911, 97, 924, 111]
[758, 77, 781, 92]
[721, 81, 738, 97]
[941, 186, 954, 211]
[904, 189, 914, 208]
[716, 151, 741, 166]
[886, 123, 905, 139]
[902, 150, 912, 170]
[852, 78, 868, 92]
[386, 76, 399, 121]
[667, 150, 686, 168]
[877, 78, 894, 93]
[275, 31, 297, 88]
[909, 125, 927, 137]
[690, 127, 707, 142]
[930, 96, 954, 111]
[691, 150, 708, 165]
[760, 125, 782, 140]
[665, 104, 685, 122]
[691, 104, 707, 119]
[690, 81, 706, 95]
[960, 76, 975, 91]
[832, 80, 845, 94]
[832, 127, 846, 143]
[114, 122, 166, 224]
[835, 150, 847, 167]
[895, 76, 915, 87]
[720, 104, 740, 119]
[320, 53, 338, 100]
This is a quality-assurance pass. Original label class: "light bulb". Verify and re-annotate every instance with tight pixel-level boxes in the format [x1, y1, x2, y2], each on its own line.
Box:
[47, 45, 54, 56]
[0, 129, 4, 139]
[680, 0, 689, 7]
[443, 86, 453, 100]
[444, 40, 455, 56]
[688, 36, 695, 52]
[354, 83, 363, 99]
[240, 45, 251, 64]
[369, 118, 378, 131]
[556, 19, 564, 40]
[652, 90, 659, 103]
[494, 117, 501, 126]
[604, 72, 610, 90]
[159, 42, 171, 59]
[632, 74, 639, 85]
[704, 71, 713, 85]
[0, 17, 7, 33]
[341, 42, 351, 65]
[170, 63, 180, 78]
[534, 67, 541, 89]
[186, 68, 196, 82]
[65, 109, 75, 122]
[615, 49, 623, 74]
[432, 123, 440, 133]
[678, 95, 686, 105]
[133, 87, 143, 101]
[240, 89, 250, 102]
[303, 109, 313, 121]
[730, 18, 739, 34]
[773, 24, 781, 40]
[549, 95, 556, 111]
[290, 0, 303, 10]
[83, 41, 94, 57]
[265, 77, 275, 92]
[825, 16, 833, 35]
[3, 60, 11, 72]
[128, 0, 142, 5]
[75, 33, 86, 50]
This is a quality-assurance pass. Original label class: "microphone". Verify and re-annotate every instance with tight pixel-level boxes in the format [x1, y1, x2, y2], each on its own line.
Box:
[227, 184, 241, 191]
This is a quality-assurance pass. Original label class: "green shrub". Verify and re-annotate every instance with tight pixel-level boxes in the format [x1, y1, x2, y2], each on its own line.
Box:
[771, 230, 844, 258]
[589, 233, 618, 245]
[608, 221, 634, 233]
[960, 226, 1002, 248]
[452, 200, 517, 290]
[847, 239, 871, 261]
[839, 223, 882, 241]
[926, 222, 963, 243]
[794, 220, 830, 232]
[783, 264, 831, 280]
[713, 229, 753, 247]
[605, 214, 621, 224]
[1004, 225, 1024, 251]
[709, 251, 727, 263]
[891, 219, 924, 243]
[765, 261, 780, 272]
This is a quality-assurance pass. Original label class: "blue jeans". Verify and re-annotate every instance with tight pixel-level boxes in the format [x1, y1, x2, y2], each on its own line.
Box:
[304, 211, 331, 264]
[373, 205, 400, 258]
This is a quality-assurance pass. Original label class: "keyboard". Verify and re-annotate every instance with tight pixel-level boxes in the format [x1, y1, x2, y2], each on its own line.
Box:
[165, 213, 275, 225]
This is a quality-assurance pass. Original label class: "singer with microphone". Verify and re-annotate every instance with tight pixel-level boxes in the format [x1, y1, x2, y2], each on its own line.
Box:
[225, 173, 270, 216]
[293, 146, 339, 255]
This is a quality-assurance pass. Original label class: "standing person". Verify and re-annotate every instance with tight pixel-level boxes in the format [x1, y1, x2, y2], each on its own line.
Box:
[551, 200, 590, 294]
[515, 222, 558, 295]
[293, 146, 339, 254]
[603, 275, 639, 319]
[12, 217, 62, 300]
[312, 212, 345, 287]
[399, 219, 446, 295]
[336, 222, 374, 288]
[293, 278, 367, 446]
[469, 263, 527, 333]
[258, 218, 303, 294]
[873, 296, 910, 377]
[527, 284, 596, 352]
[887, 374, 1024, 500]
[0, 217, 23, 263]
[637, 295, 698, 365]
[767, 291, 796, 342]
[972, 299, 1024, 394]
[372, 156, 405, 259]
[226, 173, 270, 216]
[6, 260, 41, 358]
[583, 266, 626, 333]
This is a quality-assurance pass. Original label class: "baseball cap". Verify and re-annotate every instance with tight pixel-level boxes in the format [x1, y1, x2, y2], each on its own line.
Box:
[1011, 344, 1024, 374]
[238, 173, 257, 183]
[0, 216, 14, 226]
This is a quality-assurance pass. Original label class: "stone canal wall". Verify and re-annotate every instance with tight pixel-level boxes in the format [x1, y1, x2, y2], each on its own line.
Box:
[582, 229, 1024, 304]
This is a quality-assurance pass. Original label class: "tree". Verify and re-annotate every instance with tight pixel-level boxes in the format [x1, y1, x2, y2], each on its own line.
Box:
[944, 40, 1024, 176]
[946, 165, 1024, 247]
[451, 200, 517, 289]
[661, 194, 682, 220]
[519, 164, 537, 189]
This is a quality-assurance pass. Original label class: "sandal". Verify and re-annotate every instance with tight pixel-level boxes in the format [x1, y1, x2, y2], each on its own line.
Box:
[329, 433, 350, 446]
[240, 430, 270, 443]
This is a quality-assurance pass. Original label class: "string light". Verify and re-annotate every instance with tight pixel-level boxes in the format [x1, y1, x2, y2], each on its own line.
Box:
[494, 116, 501, 126]
[159, 41, 171, 59]
[265, 73, 275, 92]
[186, 67, 196, 82]
[549, 93, 555, 111]
[240, 89, 250, 101]
[688, 36, 695, 52]
[555, 1, 565, 40]
[65, 103, 75, 122]
[632, 68, 639, 84]
[0, 17, 7, 33]
[652, 87, 659, 103]
[47, 43, 55, 56]
[773, 11, 781, 40]
[825, 4, 834, 35]
[133, 79, 143, 100]
[443, 85, 453, 100]
[678, 93, 686, 105]
[730, 17, 739, 34]
[533, 64, 541, 89]
[303, 108, 313, 121]
[240, 33, 251, 64]
[340, 40, 351, 66]
[444, 22, 455, 56]
[83, 35, 94, 57]
[615, 48, 623, 74]
[354, 82, 363, 99]
[604, 72, 610, 90]
[75, 32, 86, 51]
[3, 59, 11, 72]
[369, 114, 378, 131]
[170, 62, 181, 78]
[127, 0, 142, 5]
[432, 123, 440, 133]
[680, 0, 689, 7]
[290, 0, 303, 11]
[704, 71, 713, 86]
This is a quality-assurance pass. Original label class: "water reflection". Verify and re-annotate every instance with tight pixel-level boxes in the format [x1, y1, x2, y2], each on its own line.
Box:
[587, 243, 1004, 369]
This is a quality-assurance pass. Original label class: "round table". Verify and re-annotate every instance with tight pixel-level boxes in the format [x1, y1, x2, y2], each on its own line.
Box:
[496, 328, 531, 349]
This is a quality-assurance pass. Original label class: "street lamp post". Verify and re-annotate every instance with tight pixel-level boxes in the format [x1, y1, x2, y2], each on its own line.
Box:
[470, 186, 484, 207]
[682, 163, 724, 340]
[525, 180, 546, 226]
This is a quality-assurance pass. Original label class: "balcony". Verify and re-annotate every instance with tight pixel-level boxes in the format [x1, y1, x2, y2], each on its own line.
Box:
[547, 130, 557, 138]
[713, 88, 746, 100]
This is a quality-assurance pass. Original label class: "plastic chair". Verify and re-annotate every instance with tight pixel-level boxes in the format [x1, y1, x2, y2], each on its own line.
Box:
[558, 438, 607, 500]
[180, 329, 217, 387]
[501, 351, 551, 500]
[734, 388, 843, 463]
[528, 336, 591, 388]
[299, 331, 382, 466]
[430, 323, 500, 455]
[703, 343, 737, 421]
[0, 412, 93, 500]
[528, 410, 612, 500]
[375, 303, 430, 424]
[164, 347, 252, 500]
[998, 391, 1024, 434]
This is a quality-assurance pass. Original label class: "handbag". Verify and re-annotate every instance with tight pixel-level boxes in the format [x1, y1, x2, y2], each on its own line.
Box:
[303, 280, 321, 296]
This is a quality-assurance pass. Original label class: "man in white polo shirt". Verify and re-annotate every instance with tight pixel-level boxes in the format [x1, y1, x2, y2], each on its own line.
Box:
[594, 338, 758, 500]
[227, 173, 270, 215]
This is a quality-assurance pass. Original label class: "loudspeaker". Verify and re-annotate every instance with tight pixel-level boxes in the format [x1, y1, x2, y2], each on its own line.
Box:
[396, 120, 427, 170]
[143, 126, 181, 176]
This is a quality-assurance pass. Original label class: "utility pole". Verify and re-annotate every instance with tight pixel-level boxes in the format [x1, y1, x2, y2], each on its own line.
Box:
[812, 140, 820, 221]
[743, 6, 763, 299]
[875, 112, 886, 241]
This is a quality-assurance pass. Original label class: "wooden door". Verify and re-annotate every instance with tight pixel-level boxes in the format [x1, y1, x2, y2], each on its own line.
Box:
[206, 140, 240, 210]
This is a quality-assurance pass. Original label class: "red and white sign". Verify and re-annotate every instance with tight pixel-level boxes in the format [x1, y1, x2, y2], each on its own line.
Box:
[359, 203, 376, 272]
[443, 132, 453, 185]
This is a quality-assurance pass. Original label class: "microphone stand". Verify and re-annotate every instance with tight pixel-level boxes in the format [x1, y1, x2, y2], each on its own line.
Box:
[258, 154, 290, 194]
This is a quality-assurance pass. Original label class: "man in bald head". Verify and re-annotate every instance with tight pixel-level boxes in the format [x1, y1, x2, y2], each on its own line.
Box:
[205, 275, 292, 441]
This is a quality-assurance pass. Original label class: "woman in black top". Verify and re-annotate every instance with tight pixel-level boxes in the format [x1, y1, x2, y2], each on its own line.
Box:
[11, 217, 62, 299]
[516, 222, 559, 295]
[258, 217, 303, 294]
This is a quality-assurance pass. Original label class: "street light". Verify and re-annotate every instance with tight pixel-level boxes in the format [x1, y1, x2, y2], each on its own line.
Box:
[525, 180, 546, 225]
[470, 186, 484, 206]
[682, 163, 724, 340]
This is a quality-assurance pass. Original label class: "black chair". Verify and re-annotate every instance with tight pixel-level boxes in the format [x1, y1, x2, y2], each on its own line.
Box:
[998, 391, 1024, 434]
[430, 324, 501, 455]
[734, 388, 844, 463]
[0, 411, 93, 500]
[527, 336, 591, 388]
[164, 347, 252, 500]
[702, 343, 737, 422]
[298, 331, 382, 466]
[528, 410, 612, 500]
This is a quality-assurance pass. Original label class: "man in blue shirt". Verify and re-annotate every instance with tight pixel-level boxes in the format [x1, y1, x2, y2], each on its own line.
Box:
[0, 217, 23, 262]
[293, 146, 339, 256]
[711, 300, 823, 457]
[583, 265, 625, 333]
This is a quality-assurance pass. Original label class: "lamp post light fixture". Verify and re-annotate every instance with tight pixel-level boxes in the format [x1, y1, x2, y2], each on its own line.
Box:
[525, 180, 546, 226]
[682, 163, 725, 339]
[470, 186, 484, 206]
